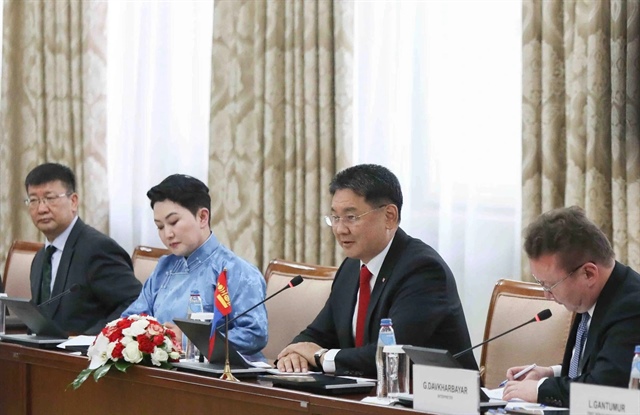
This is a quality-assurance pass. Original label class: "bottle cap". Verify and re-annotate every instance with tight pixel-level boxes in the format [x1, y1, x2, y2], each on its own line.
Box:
[380, 318, 392, 326]
[190, 289, 200, 295]
[635, 345, 640, 354]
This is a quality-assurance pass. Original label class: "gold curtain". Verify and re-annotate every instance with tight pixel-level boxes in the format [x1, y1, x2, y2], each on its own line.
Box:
[0, 1, 108, 269]
[522, 0, 640, 277]
[208, 0, 353, 272]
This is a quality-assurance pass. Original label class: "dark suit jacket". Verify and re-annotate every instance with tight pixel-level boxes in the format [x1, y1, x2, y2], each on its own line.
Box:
[292, 228, 477, 377]
[30, 218, 142, 335]
[538, 262, 640, 407]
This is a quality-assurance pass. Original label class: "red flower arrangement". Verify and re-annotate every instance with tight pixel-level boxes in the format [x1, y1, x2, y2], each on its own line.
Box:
[69, 314, 182, 390]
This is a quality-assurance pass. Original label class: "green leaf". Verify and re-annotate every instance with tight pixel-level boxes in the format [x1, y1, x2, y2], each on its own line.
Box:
[114, 360, 131, 372]
[67, 367, 95, 391]
[93, 362, 114, 381]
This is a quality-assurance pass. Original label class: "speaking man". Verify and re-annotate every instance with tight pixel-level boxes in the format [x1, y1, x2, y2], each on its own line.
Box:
[277, 164, 477, 376]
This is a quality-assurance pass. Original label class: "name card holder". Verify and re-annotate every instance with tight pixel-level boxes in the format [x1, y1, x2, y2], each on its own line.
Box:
[570, 383, 640, 415]
[413, 364, 479, 414]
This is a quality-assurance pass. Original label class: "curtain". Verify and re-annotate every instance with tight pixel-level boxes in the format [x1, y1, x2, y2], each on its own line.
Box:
[522, 0, 640, 276]
[106, 1, 213, 254]
[0, 1, 107, 269]
[209, 0, 353, 272]
[354, 0, 522, 356]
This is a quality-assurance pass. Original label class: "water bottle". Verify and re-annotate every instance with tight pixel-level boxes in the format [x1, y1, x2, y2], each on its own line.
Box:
[184, 290, 204, 361]
[629, 345, 640, 389]
[376, 318, 396, 398]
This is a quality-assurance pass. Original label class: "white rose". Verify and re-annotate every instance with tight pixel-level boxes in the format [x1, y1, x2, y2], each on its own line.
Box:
[150, 347, 168, 366]
[106, 341, 120, 360]
[122, 319, 149, 337]
[87, 334, 110, 369]
[169, 351, 181, 360]
[122, 341, 143, 364]
[120, 335, 134, 346]
[105, 318, 119, 328]
[163, 337, 174, 350]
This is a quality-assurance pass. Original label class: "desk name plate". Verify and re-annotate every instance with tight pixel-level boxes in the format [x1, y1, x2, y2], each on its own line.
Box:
[570, 383, 640, 415]
[413, 365, 479, 415]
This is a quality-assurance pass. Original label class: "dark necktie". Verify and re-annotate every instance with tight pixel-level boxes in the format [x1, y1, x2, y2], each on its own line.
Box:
[355, 265, 372, 347]
[568, 313, 590, 378]
[40, 245, 57, 303]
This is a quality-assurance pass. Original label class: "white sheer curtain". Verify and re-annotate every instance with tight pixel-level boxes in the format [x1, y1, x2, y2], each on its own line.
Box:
[354, 1, 522, 351]
[107, 1, 214, 254]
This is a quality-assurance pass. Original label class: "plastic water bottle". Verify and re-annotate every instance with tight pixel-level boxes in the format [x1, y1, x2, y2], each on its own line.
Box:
[629, 345, 640, 389]
[184, 290, 204, 361]
[376, 318, 396, 398]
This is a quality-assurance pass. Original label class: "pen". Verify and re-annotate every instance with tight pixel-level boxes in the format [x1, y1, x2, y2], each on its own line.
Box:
[499, 363, 537, 387]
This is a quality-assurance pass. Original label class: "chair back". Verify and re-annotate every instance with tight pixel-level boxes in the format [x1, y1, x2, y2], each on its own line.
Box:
[479, 278, 575, 388]
[2, 240, 44, 299]
[131, 245, 170, 284]
[261, 258, 338, 361]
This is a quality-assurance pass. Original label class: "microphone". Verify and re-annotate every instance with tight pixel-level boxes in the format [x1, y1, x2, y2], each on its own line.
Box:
[38, 284, 80, 308]
[215, 275, 304, 329]
[452, 309, 552, 359]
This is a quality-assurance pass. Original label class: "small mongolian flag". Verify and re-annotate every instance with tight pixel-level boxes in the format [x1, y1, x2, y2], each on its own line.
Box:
[208, 268, 232, 360]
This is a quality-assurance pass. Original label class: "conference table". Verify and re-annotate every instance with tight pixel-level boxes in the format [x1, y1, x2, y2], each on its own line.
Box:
[0, 342, 424, 415]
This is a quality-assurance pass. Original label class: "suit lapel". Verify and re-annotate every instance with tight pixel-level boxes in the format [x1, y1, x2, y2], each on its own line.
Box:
[338, 259, 360, 348]
[49, 218, 83, 317]
[579, 262, 622, 373]
[365, 228, 409, 344]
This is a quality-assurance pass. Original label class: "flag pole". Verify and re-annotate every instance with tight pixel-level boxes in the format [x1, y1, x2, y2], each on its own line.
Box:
[220, 314, 239, 382]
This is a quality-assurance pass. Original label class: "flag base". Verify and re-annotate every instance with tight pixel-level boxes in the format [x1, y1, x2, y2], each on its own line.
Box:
[220, 361, 239, 382]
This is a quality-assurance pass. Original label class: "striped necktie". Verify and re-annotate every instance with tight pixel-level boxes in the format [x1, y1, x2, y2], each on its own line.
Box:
[568, 313, 590, 378]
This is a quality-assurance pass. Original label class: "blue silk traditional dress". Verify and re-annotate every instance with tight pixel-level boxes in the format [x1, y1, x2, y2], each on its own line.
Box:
[122, 233, 268, 358]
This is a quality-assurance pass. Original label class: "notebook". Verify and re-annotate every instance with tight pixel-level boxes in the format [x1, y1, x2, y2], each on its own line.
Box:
[171, 318, 266, 376]
[261, 373, 376, 395]
[0, 297, 68, 348]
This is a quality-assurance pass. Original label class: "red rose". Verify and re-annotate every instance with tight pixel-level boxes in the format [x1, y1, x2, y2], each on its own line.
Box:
[117, 318, 133, 329]
[111, 341, 125, 359]
[152, 335, 164, 346]
[107, 328, 123, 343]
[137, 334, 155, 354]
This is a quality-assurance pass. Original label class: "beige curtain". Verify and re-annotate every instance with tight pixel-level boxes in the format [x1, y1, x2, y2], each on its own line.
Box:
[208, 0, 353, 272]
[0, 1, 108, 270]
[522, 0, 640, 277]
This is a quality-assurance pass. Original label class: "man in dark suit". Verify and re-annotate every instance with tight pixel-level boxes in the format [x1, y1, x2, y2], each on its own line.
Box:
[276, 164, 477, 377]
[25, 163, 141, 335]
[503, 206, 640, 407]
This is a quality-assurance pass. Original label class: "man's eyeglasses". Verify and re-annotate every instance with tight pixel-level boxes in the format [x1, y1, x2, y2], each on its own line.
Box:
[24, 192, 71, 209]
[324, 205, 387, 227]
[532, 262, 587, 294]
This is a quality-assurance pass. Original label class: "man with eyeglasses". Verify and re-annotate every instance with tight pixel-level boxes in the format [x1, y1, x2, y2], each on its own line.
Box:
[277, 164, 477, 376]
[24, 163, 141, 335]
[503, 206, 640, 407]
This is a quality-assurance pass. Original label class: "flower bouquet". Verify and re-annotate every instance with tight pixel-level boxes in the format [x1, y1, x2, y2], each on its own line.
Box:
[69, 314, 181, 390]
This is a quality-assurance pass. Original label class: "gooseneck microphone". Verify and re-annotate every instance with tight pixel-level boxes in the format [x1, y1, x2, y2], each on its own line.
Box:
[452, 309, 552, 359]
[37, 283, 80, 308]
[215, 275, 304, 330]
